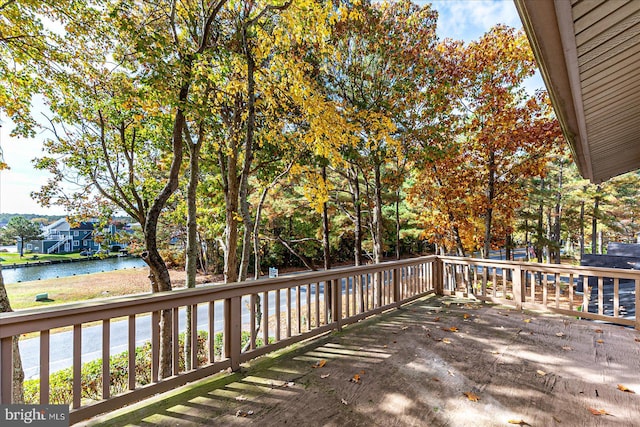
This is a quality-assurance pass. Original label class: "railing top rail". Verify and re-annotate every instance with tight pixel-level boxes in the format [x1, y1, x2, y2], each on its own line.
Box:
[0, 256, 437, 337]
[438, 255, 640, 279]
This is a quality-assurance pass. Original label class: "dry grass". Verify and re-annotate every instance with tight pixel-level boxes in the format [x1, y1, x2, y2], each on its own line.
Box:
[5, 268, 221, 310]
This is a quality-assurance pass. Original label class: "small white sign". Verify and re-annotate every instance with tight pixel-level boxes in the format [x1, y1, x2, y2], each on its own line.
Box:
[269, 267, 279, 278]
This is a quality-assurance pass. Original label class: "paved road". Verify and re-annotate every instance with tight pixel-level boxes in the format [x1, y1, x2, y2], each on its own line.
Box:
[19, 283, 330, 379]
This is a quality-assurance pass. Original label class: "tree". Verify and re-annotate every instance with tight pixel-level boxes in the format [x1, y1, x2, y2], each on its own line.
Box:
[32, 0, 229, 379]
[3, 216, 43, 257]
[323, 0, 442, 264]
[412, 26, 562, 257]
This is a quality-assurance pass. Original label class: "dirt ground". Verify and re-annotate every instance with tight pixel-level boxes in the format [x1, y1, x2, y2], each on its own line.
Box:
[82, 296, 640, 427]
[5, 268, 222, 310]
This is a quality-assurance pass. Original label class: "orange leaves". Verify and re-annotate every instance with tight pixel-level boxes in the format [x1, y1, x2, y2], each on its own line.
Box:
[312, 359, 327, 368]
[463, 391, 480, 402]
[588, 408, 610, 416]
[350, 374, 360, 383]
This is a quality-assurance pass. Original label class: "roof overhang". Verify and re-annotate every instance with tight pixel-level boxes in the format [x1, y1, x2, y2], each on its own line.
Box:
[514, 0, 640, 183]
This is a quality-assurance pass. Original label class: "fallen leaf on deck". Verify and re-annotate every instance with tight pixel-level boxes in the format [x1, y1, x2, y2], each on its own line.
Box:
[536, 370, 547, 376]
[402, 326, 409, 330]
[555, 332, 564, 337]
[448, 326, 459, 332]
[442, 338, 451, 344]
[434, 317, 441, 322]
[312, 359, 327, 368]
[463, 313, 471, 319]
[562, 346, 573, 351]
[360, 370, 366, 374]
[235, 410, 254, 417]
[447, 370, 455, 376]
[341, 399, 348, 405]
[463, 391, 480, 402]
[320, 374, 330, 379]
[283, 382, 295, 388]
[617, 384, 635, 393]
[431, 377, 440, 382]
[524, 319, 531, 323]
[235, 395, 248, 401]
[594, 329, 603, 333]
[596, 339, 604, 344]
[350, 374, 360, 383]
[552, 415, 561, 423]
[588, 407, 609, 416]
[635, 338, 640, 342]
[507, 420, 531, 426]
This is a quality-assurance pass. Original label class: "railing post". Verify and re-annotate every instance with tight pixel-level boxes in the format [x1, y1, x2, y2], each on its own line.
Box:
[433, 258, 444, 295]
[332, 279, 342, 331]
[393, 267, 401, 306]
[224, 296, 242, 371]
[513, 265, 524, 310]
[636, 279, 640, 331]
[0, 336, 12, 404]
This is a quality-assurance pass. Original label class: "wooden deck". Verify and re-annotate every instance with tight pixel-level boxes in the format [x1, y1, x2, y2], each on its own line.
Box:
[80, 295, 640, 427]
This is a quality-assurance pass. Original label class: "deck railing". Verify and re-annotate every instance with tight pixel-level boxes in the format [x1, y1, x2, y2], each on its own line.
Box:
[1, 256, 638, 424]
[0, 257, 437, 424]
[439, 256, 640, 328]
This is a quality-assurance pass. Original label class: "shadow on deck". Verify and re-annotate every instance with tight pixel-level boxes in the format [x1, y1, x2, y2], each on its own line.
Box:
[80, 296, 640, 427]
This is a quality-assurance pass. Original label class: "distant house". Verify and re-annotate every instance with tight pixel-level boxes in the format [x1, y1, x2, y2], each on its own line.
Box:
[19, 219, 101, 254]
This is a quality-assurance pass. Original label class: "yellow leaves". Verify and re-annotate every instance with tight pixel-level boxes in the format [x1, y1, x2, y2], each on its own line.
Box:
[463, 391, 480, 402]
[350, 374, 360, 383]
[617, 384, 635, 393]
[507, 420, 531, 426]
[536, 370, 546, 376]
[463, 313, 470, 320]
[596, 339, 604, 344]
[588, 407, 610, 416]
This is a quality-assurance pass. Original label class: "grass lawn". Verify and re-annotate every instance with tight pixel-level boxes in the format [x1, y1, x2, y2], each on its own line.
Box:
[0, 251, 86, 266]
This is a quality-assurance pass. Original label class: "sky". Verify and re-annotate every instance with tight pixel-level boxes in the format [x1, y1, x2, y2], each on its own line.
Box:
[0, 0, 538, 216]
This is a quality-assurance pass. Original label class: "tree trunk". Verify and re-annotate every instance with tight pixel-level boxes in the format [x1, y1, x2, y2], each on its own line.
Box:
[592, 185, 600, 255]
[352, 166, 363, 266]
[483, 150, 495, 259]
[372, 163, 384, 264]
[580, 197, 585, 258]
[395, 188, 401, 260]
[535, 178, 545, 263]
[184, 127, 202, 371]
[239, 32, 257, 282]
[553, 163, 563, 263]
[0, 267, 24, 403]
[322, 165, 331, 271]
[141, 90, 187, 379]
[219, 95, 242, 284]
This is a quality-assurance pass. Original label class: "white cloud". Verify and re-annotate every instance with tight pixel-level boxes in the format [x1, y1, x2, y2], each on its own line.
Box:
[426, 0, 522, 41]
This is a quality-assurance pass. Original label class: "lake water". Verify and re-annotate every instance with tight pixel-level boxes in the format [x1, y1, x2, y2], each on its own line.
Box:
[1, 256, 148, 284]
